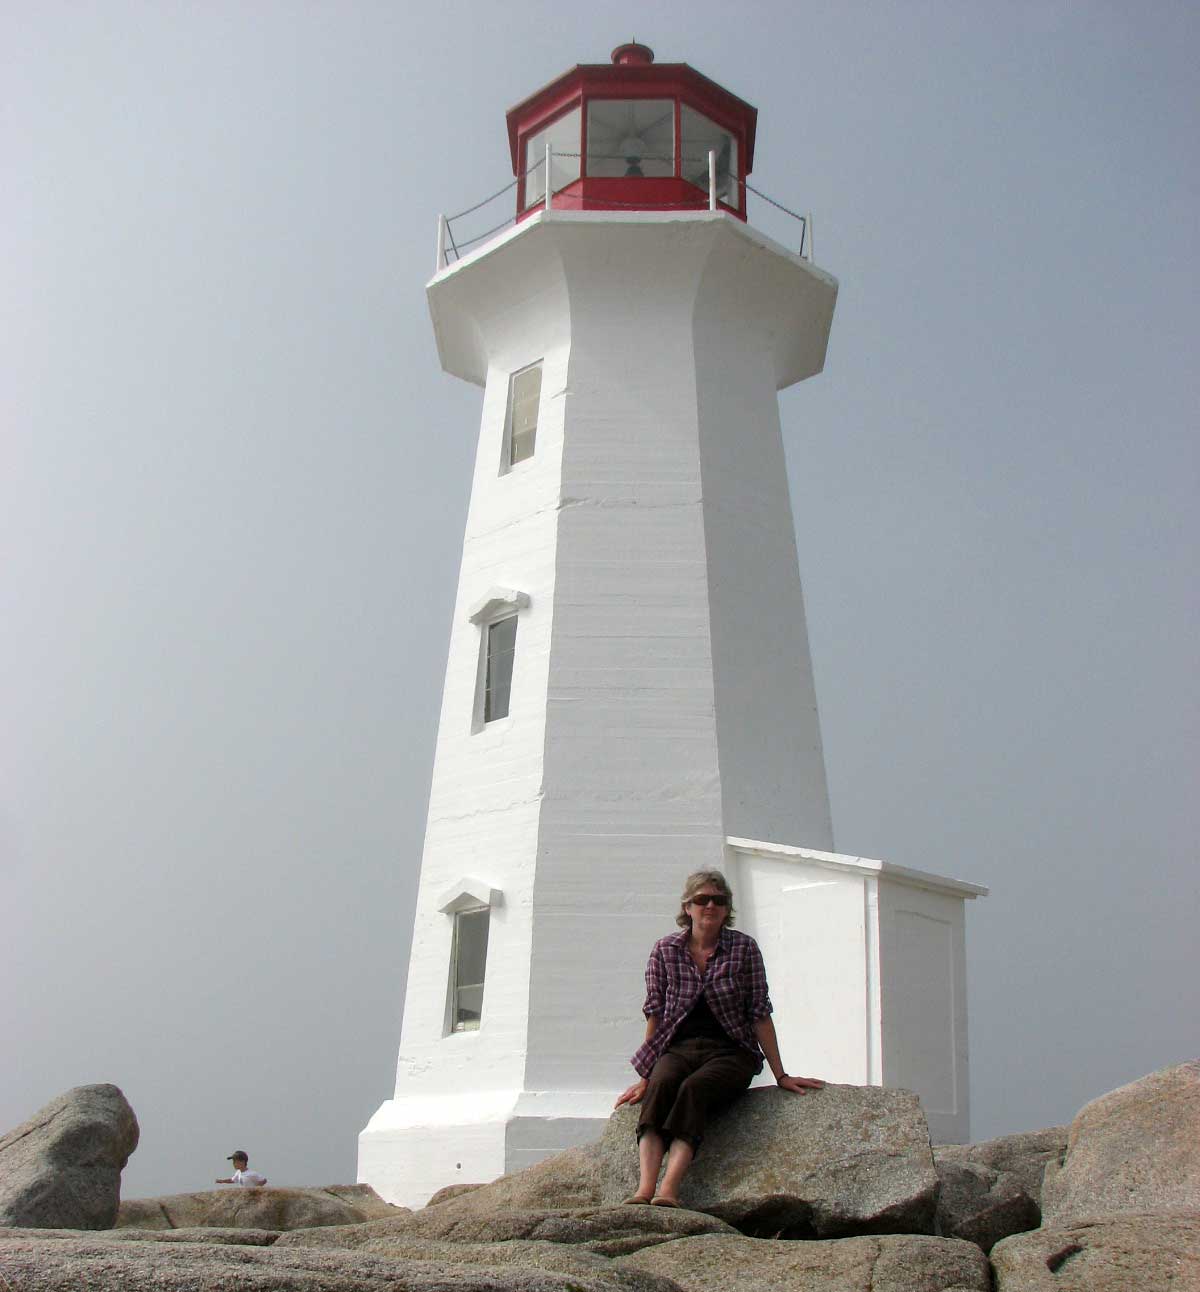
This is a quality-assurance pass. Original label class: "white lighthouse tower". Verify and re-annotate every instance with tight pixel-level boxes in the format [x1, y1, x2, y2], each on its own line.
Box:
[360, 44, 986, 1208]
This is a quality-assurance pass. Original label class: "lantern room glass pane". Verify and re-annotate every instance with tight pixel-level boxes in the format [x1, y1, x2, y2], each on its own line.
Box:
[523, 107, 581, 209]
[586, 99, 675, 178]
[680, 104, 738, 204]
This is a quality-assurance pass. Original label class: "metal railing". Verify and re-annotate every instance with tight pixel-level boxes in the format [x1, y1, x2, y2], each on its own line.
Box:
[435, 146, 814, 273]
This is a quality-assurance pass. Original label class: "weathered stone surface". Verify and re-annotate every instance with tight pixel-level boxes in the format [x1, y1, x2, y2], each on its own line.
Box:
[0, 1231, 678, 1291]
[1, 1225, 280, 1246]
[285, 1236, 680, 1291]
[599, 1085, 938, 1237]
[426, 1182, 490, 1207]
[933, 1158, 1039, 1251]
[276, 1204, 735, 1258]
[0, 1084, 139, 1230]
[990, 1212, 1200, 1291]
[314, 1184, 404, 1219]
[1041, 1060, 1200, 1225]
[416, 1144, 604, 1217]
[934, 1126, 1066, 1207]
[616, 1232, 990, 1292]
[116, 1185, 409, 1231]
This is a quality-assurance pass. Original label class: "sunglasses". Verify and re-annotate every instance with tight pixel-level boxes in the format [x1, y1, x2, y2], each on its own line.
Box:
[689, 894, 729, 907]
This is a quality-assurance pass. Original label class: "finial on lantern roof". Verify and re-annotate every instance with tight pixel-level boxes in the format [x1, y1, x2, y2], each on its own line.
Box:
[610, 41, 654, 66]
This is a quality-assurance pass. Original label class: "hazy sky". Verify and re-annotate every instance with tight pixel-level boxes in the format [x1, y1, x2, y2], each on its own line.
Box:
[3, 2, 1197, 1198]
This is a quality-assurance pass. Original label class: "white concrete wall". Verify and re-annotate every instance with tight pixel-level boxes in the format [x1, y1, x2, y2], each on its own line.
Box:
[388, 241, 572, 1105]
[877, 879, 972, 1142]
[729, 837, 984, 1143]
[693, 247, 834, 850]
[734, 847, 880, 1086]
[362, 214, 846, 1204]
[526, 221, 731, 1103]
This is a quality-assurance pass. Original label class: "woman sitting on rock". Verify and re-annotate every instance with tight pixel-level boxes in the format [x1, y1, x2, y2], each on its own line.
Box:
[615, 869, 825, 1207]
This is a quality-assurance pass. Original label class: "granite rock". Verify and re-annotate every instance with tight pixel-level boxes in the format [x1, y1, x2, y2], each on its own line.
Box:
[933, 1126, 1066, 1207]
[598, 1084, 939, 1237]
[116, 1185, 408, 1232]
[0, 1231, 680, 1291]
[413, 1143, 604, 1216]
[426, 1183, 490, 1207]
[933, 1158, 1039, 1251]
[0, 1224, 280, 1246]
[0, 1084, 139, 1230]
[990, 1211, 1200, 1291]
[276, 1203, 734, 1258]
[1041, 1060, 1200, 1225]
[616, 1231, 991, 1292]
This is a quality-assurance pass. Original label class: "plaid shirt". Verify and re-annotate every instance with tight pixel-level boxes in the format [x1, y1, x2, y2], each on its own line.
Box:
[631, 926, 773, 1078]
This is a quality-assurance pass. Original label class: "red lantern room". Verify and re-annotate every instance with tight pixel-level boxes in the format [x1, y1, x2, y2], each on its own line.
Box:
[507, 43, 757, 221]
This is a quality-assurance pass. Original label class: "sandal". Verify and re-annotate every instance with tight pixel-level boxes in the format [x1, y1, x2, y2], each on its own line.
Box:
[650, 1196, 682, 1208]
[622, 1194, 652, 1205]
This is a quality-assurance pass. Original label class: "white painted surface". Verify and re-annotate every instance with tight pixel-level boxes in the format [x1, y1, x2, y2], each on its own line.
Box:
[729, 837, 985, 1142]
[360, 209, 980, 1206]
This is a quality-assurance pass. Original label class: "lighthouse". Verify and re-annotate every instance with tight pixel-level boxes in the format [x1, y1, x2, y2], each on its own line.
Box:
[359, 44, 986, 1208]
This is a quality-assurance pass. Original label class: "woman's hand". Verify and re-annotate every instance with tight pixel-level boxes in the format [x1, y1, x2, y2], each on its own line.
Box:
[778, 1074, 825, 1095]
[614, 1078, 648, 1108]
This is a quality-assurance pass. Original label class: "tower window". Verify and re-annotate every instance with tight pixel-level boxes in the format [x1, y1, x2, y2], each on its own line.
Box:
[449, 906, 490, 1032]
[505, 363, 542, 468]
[484, 614, 517, 722]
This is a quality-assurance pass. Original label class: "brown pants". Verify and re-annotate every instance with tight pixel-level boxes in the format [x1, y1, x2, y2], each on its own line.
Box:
[636, 1036, 759, 1151]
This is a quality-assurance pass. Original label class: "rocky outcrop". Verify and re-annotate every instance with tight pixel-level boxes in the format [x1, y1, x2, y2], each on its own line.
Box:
[412, 1143, 605, 1215]
[1040, 1060, 1200, 1225]
[615, 1231, 991, 1291]
[933, 1158, 1040, 1251]
[8, 1064, 1199, 1290]
[990, 1211, 1200, 1291]
[116, 1185, 407, 1232]
[0, 1084, 139, 1230]
[2, 1224, 280, 1246]
[276, 1203, 735, 1258]
[0, 1231, 676, 1290]
[934, 1126, 1066, 1208]
[426, 1182, 489, 1207]
[598, 1084, 939, 1237]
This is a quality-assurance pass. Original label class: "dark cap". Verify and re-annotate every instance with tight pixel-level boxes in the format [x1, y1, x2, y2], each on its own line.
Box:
[226, 1150, 248, 1161]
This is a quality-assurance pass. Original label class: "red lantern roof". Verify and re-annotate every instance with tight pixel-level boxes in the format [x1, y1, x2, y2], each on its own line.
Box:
[505, 45, 758, 221]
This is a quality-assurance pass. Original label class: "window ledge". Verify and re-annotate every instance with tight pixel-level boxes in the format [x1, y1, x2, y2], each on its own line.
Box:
[468, 587, 530, 625]
[438, 877, 504, 914]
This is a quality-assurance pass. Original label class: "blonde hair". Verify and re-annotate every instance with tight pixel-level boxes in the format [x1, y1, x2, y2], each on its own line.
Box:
[676, 870, 736, 929]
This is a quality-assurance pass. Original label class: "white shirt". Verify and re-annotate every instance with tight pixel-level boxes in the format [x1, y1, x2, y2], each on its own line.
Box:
[230, 1168, 267, 1187]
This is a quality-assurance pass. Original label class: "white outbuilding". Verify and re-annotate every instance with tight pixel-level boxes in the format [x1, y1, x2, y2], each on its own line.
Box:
[359, 42, 986, 1209]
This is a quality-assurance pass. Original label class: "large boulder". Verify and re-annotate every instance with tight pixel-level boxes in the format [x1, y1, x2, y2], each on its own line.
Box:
[615, 1231, 991, 1292]
[0, 1230, 676, 1291]
[598, 1085, 939, 1237]
[990, 1211, 1200, 1291]
[933, 1126, 1066, 1207]
[1041, 1060, 1200, 1225]
[0, 1084, 139, 1230]
[933, 1158, 1039, 1251]
[276, 1203, 735, 1258]
[116, 1185, 407, 1231]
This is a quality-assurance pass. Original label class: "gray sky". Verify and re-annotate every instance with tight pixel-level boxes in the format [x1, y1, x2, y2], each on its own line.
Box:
[3, 1, 1197, 1198]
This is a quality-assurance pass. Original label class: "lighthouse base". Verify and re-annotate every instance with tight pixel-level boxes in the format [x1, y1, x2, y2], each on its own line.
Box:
[358, 1089, 615, 1209]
